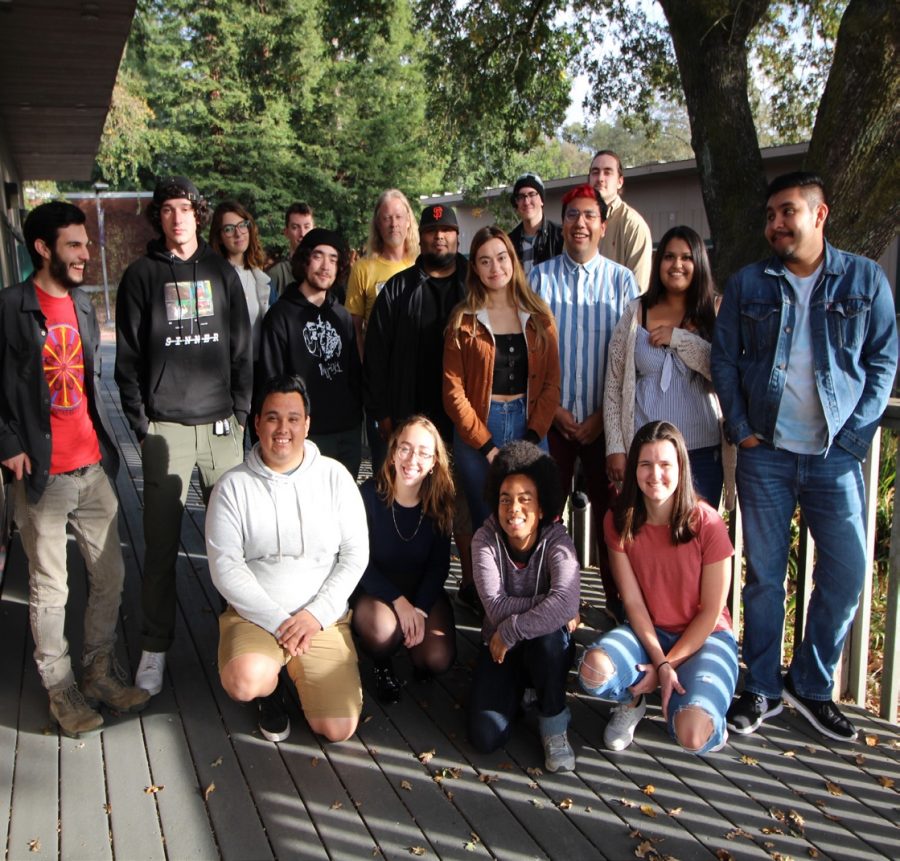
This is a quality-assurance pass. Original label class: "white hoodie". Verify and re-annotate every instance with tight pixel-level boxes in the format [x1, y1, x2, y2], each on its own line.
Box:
[206, 440, 368, 634]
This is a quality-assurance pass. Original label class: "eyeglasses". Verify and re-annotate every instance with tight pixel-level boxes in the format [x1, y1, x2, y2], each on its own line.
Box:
[515, 191, 540, 203]
[564, 208, 601, 223]
[396, 443, 435, 462]
[221, 220, 251, 235]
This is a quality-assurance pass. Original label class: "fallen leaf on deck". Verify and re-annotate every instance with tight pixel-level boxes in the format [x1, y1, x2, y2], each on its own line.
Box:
[787, 810, 805, 831]
[619, 797, 638, 808]
[445, 791, 454, 800]
[478, 773, 498, 784]
[825, 781, 843, 796]
[724, 828, 753, 840]
[210, 756, 223, 767]
[400, 780, 413, 791]
[311, 757, 319, 767]
[715, 850, 735, 861]
[642, 784, 656, 796]
[634, 840, 655, 858]
[853, 754, 866, 766]
[558, 798, 573, 810]
[433, 766, 462, 781]
[464, 841, 478, 852]
[877, 775, 895, 789]
[203, 782, 216, 801]
[526, 766, 543, 777]
[823, 812, 842, 823]
[808, 848, 821, 858]
[103, 803, 112, 814]
[739, 754, 759, 766]
[417, 749, 436, 764]
[407, 847, 426, 856]
[639, 804, 657, 818]
[864, 735, 879, 747]
[667, 807, 683, 817]
[760, 827, 784, 835]
[330, 800, 342, 810]
[76, 742, 85, 750]
[769, 807, 786, 821]
[527, 781, 538, 789]
[804, 745, 817, 754]
[530, 799, 544, 809]
[144, 784, 164, 795]
[782, 750, 796, 758]
[27, 839, 41, 853]
[468, 833, 481, 844]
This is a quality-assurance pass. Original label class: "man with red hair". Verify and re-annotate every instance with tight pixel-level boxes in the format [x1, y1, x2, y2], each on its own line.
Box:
[530, 184, 639, 620]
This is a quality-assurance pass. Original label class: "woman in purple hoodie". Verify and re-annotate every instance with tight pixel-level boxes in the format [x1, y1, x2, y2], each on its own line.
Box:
[468, 442, 580, 773]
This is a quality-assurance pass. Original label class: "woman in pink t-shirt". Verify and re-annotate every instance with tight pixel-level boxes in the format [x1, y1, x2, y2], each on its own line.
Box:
[578, 420, 738, 754]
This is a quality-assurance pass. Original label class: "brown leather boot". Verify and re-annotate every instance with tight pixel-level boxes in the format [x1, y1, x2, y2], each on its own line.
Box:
[49, 684, 104, 738]
[83, 652, 151, 713]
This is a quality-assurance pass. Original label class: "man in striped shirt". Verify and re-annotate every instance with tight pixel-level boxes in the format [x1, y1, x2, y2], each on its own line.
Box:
[529, 184, 639, 619]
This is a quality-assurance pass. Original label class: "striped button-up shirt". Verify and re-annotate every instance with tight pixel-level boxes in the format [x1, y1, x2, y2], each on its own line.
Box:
[530, 251, 639, 422]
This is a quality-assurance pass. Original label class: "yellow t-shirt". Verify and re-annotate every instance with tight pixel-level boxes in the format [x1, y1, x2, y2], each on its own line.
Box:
[344, 255, 413, 321]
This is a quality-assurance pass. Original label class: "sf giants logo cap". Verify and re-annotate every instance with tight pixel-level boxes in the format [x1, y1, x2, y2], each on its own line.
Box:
[419, 204, 459, 232]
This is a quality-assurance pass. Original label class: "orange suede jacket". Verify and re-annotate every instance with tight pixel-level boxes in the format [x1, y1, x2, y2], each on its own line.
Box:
[443, 308, 561, 451]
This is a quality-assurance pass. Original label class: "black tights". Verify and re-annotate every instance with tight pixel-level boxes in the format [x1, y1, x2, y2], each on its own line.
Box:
[352, 591, 457, 675]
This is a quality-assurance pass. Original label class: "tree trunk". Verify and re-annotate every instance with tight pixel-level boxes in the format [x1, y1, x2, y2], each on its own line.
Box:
[658, 0, 772, 284]
[806, 0, 900, 261]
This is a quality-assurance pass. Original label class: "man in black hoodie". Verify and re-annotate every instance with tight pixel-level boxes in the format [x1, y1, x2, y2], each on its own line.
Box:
[115, 176, 252, 697]
[257, 228, 362, 479]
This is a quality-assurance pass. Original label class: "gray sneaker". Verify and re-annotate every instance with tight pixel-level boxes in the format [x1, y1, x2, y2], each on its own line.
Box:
[542, 731, 575, 772]
[604, 695, 646, 751]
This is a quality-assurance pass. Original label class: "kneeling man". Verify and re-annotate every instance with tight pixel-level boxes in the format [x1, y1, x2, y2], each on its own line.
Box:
[206, 375, 368, 742]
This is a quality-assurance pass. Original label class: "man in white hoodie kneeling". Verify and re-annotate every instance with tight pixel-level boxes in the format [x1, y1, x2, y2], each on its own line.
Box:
[206, 374, 368, 742]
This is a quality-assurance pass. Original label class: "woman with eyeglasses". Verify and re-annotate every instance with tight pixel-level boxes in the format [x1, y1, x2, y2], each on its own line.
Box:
[604, 225, 733, 509]
[210, 201, 276, 362]
[443, 227, 560, 603]
[351, 416, 457, 704]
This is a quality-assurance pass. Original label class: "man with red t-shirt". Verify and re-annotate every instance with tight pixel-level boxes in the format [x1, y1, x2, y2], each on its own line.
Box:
[0, 202, 149, 737]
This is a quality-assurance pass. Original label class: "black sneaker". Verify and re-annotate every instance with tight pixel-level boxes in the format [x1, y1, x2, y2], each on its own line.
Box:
[455, 582, 483, 616]
[726, 690, 783, 735]
[256, 684, 290, 742]
[373, 661, 401, 704]
[782, 675, 857, 742]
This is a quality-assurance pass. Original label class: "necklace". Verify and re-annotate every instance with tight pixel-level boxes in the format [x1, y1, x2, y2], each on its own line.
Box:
[392, 501, 425, 542]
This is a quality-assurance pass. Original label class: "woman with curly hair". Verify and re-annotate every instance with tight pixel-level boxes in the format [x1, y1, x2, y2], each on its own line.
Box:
[579, 421, 738, 754]
[443, 226, 560, 608]
[209, 200, 275, 363]
[604, 225, 733, 509]
[352, 416, 457, 703]
[468, 441, 580, 773]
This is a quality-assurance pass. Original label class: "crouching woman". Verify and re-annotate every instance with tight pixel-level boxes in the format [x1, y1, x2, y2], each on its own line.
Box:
[468, 441, 580, 772]
[579, 421, 738, 754]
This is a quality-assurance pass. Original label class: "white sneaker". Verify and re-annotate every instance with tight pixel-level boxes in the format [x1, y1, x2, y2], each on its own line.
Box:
[135, 650, 166, 696]
[604, 695, 646, 751]
[542, 731, 576, 772]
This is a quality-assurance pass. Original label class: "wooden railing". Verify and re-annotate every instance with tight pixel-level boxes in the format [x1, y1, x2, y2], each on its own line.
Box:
[568, 401, 900, 725]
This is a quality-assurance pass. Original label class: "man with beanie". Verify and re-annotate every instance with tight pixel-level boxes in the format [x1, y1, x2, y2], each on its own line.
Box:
[115, 176, 252, 697]
[1, 202, 149, 736]
[257, 228, 362, 479]
[508, 172, 563, 275]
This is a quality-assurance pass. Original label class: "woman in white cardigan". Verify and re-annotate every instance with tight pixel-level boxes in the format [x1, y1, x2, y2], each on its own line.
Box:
[604, 225, 734, 509]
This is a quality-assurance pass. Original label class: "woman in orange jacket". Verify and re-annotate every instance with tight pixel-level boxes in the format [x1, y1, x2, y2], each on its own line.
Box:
[443, 225, 561, 546]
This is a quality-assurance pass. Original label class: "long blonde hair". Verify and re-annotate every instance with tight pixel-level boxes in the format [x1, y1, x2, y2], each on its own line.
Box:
[366, 189, 420, 260]
[448, 225, 553, 349]
[376, 415, 455, 535]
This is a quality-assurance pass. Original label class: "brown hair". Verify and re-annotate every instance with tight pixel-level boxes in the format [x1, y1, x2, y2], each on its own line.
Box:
[613, 421, 699, 546]
[376, 415, 455, 535]
[448, 225, 555, 349]
[209, 200, 265, 269]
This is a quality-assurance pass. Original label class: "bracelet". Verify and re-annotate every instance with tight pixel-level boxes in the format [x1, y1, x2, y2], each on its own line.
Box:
[656, 660, 671, 672]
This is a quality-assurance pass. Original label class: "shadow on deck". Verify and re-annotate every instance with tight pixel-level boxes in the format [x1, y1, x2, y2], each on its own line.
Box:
[1, 345, 898, 861]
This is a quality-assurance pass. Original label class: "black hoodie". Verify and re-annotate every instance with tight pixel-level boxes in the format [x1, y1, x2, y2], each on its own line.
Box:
[115, 237, 252, 438]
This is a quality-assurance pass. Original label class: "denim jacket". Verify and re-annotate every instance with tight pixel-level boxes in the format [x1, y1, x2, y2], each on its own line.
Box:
[710, 241, 897, 461]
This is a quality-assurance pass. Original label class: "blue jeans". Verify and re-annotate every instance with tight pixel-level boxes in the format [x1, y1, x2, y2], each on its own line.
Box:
[453, 398, 546, 532]
[688, 444, 723, 509]
[736, 442, 866, 700]
[468, 627, 574, 753]
[579, 624, 738, 754]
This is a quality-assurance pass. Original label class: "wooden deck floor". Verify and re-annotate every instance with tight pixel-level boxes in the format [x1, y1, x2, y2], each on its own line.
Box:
[2, 344, 899, 861]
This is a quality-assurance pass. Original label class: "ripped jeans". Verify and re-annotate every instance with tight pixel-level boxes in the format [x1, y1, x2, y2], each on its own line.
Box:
[579, 624, 738, 754]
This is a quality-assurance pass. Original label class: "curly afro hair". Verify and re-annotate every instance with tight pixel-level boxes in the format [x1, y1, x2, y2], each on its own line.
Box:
[484, 440, 565, 528]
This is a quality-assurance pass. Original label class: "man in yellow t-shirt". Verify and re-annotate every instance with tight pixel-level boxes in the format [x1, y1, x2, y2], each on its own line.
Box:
[344, 189, 419, 359]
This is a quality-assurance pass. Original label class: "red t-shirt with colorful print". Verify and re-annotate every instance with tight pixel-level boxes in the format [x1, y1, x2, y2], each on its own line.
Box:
[35, 285, 101, 474]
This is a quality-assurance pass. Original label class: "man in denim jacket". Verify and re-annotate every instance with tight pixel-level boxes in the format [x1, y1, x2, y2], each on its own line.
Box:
[711, 171, 897, 742]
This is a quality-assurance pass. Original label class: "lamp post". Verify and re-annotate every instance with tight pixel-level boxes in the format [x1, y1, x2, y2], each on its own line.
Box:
[92, 181, 111, 323]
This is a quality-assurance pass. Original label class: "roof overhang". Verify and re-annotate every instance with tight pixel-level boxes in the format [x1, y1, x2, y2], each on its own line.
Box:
[0, 0, 137, 181]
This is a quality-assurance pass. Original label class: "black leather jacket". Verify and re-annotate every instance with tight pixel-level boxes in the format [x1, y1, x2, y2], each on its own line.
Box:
[509, 218, 564, 269]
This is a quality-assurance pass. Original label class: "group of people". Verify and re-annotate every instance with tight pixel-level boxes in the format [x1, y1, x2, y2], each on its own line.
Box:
[0, 152, 895, 778]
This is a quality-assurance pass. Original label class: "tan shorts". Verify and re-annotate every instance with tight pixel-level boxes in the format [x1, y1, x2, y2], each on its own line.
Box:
[218, 607, 362, 720]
